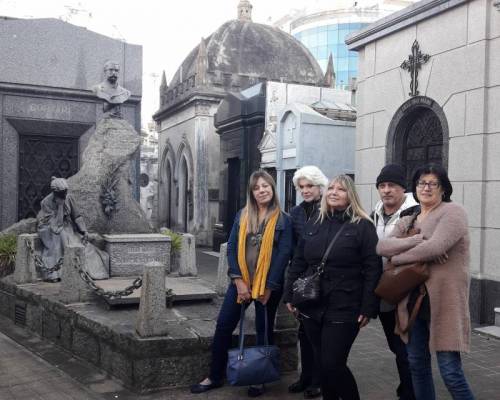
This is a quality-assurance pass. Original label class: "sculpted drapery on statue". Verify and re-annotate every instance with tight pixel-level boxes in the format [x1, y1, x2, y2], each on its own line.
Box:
[92, 61, 131, 118]
[37, 177, 110, 282]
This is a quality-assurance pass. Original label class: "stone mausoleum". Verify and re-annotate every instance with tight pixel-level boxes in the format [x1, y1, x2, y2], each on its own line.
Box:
[346, 0, 500, 324]
[0, 16, 142, 231]
[153, 1, 329, 246]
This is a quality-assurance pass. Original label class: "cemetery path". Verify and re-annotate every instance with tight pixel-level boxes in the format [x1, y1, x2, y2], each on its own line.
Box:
[0, 248, 499, 399]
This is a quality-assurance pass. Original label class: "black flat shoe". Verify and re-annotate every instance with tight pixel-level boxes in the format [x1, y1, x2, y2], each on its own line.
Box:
[189, 380, 223, 394]
[288, 380, 308, 393]
[304, 386, 322, 399]
[247, 385, 265, 397]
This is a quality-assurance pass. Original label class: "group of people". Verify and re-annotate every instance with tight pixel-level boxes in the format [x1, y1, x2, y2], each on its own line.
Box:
[190, 163, 474, 400]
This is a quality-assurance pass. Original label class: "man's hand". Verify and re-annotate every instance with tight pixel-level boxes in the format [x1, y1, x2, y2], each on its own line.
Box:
[257, 288, 272, 305]
[358, 315, 370, 328]
[234, 278, 251, 302]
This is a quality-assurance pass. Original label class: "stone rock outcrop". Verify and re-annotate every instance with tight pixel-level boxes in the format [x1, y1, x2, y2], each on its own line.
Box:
[0, 218, 37, 236]
[68, 117, 152, 234]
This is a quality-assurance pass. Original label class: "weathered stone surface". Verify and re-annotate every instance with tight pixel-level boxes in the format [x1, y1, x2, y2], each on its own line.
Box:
[104, 234, 171, 277]
[0, 218, 37, 236]
[13, 234, 39, 284]
[72, 329, 100, 365]
[178, 234, 197, 277]
[216, 242, 229, 295]
[135, 262, 168, 337]
[275, 301, 298, 330]
[68, 117, 152, 234]
[59, 244, 95, 304]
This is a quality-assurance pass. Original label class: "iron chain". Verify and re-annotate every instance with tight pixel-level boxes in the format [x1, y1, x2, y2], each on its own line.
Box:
[72, 255, 143, 300]
[24, 239, 63, 274]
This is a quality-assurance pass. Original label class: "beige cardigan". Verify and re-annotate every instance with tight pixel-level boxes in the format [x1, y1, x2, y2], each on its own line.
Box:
[376, 202, 471, 353]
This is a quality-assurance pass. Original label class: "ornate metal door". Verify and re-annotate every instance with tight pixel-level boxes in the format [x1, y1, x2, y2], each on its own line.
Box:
[403, 109, 443, 186]
[18, 135, 79, 219]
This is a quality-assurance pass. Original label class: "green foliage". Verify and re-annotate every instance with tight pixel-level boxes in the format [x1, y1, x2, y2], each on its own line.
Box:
[0, 234, 17, 277]
[161, 229, 182, 254]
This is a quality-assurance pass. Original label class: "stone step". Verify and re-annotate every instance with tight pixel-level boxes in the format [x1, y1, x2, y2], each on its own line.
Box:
[495, 307, 500, 327]
[474, 325, 500, 340]
[95, 275, 217, 306]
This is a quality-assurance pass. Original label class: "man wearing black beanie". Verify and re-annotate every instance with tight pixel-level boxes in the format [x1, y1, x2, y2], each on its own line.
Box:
[372, 164, 418, 400]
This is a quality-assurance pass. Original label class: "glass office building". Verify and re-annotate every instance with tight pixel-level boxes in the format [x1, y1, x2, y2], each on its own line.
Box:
[294, 22, 369, 89]
[274, 1, 417, 89]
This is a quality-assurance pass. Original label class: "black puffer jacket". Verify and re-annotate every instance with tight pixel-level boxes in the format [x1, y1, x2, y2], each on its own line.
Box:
[283, 210, 382, 323]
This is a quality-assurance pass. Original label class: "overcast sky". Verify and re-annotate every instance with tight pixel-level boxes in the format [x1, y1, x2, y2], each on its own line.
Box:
[1, 0, 315, 127]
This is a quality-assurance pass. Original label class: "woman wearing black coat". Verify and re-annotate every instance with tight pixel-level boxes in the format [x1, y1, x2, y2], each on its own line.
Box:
[284, 175, 382, 400]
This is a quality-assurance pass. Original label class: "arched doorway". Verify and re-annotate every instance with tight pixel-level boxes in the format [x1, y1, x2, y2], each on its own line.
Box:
[386, 96, 449, 188]
[159, 143, 176, 228]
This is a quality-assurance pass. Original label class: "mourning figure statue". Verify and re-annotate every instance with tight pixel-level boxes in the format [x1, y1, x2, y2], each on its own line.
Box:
[37, 177, 110, 282]
[93, 61, 131, 118]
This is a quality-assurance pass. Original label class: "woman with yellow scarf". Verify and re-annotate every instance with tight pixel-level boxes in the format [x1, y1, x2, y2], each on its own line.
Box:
[190, 170, 293, 397]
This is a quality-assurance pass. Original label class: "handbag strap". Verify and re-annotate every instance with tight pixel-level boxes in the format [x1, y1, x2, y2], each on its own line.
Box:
[317, 223, 346, 273]
[237, 304, 270, 358]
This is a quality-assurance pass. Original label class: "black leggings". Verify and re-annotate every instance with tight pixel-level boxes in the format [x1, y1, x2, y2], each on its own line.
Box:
[303, 318, 360, 400]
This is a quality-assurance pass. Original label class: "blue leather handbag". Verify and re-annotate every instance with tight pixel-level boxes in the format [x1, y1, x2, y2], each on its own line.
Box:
[226, 304, 280, 386]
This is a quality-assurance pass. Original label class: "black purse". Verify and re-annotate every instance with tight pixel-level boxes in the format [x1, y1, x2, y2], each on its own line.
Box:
[291, 224, 346, 307]
[226, 304, 280, 386]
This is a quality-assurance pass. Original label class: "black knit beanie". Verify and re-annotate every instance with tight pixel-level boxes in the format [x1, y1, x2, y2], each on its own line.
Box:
[376, 164, 407, 189]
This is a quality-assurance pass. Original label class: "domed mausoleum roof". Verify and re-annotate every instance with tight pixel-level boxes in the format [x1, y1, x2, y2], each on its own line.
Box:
[169, 20, 324, 88]
[156, 1, 329, 112]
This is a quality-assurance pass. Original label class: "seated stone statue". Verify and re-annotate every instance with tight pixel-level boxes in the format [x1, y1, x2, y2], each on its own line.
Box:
[92, 61, 131, 118]
[37, 177, 109, 282]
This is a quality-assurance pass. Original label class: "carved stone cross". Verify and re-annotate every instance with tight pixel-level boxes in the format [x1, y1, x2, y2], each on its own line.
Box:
[400, 40, 430, 97]
[287, 119, 296, 144]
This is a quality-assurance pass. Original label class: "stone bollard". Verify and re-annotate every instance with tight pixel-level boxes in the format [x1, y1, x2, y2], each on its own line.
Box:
[136, 261, 168, 337]
[178, 234, 197, 276]
[59, 244, 95, 304]
[216, 243, 230, 296]
[14, 234, 39, 284]
[275, 301, 298, 330]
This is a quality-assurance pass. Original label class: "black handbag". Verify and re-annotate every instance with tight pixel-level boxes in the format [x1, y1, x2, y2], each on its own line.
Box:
[226, 304, 280, 386]
[291, 224, 346, 307]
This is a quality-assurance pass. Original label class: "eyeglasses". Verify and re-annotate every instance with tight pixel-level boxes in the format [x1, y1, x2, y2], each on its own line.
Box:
[416, 180, 440, 189]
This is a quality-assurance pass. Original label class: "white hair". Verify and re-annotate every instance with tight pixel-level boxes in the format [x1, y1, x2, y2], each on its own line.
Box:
[293, 166, 328, 189]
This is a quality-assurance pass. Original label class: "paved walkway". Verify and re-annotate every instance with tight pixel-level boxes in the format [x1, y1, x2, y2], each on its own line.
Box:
[0, 248, 499, 399]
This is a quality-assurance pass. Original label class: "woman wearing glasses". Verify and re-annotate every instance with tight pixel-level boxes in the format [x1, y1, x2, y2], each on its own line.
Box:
[377, 164, 475, 400]
[284, 175, 382, 400]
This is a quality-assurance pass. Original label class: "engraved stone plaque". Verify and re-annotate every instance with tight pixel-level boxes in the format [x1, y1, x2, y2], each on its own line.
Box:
[103, 234, 171, 277]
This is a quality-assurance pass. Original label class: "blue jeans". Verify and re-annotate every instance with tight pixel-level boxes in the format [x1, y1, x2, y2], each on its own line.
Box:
[406, 316, 474, 400]
[208, 283, 282, 382]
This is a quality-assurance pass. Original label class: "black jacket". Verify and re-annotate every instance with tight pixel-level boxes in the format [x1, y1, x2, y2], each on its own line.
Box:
[289, 200, 321, 245]
[283, 211, 382, 322]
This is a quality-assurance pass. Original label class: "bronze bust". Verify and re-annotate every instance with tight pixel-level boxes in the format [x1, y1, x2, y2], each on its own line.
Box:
[93, 61, 131, 118]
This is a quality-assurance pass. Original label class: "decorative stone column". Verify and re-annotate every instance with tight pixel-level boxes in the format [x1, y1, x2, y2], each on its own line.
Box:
[14, 234, 39, 284]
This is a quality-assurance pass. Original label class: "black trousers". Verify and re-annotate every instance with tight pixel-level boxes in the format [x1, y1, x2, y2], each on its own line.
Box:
[379, 310, 416, 400]
[298, 321, 321, 387]
[303, 318, 360, 400]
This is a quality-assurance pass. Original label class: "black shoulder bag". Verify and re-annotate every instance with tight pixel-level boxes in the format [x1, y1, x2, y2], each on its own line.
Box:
[291, 223, 346, 308]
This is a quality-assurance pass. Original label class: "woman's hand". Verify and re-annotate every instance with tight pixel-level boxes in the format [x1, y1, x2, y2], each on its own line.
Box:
[234, 278, 251, 302]
[358, 315, 370, 328]
[286, 302, 296, 313]
[257, 288, 272, 305]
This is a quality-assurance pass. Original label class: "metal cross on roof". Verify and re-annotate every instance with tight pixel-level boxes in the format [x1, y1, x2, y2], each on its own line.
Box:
[400, 40, 430, 97]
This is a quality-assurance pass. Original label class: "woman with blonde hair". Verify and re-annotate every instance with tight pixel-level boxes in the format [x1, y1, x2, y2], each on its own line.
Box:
[284, 175, 382, 400]
[191, 170, 293, 397]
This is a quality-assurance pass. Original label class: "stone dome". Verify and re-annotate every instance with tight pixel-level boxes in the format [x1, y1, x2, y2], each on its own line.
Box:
[168, 19, 325, 89]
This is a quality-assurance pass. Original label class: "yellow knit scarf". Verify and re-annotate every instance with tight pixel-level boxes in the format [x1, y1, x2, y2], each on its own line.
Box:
[237, 207, 280, 300]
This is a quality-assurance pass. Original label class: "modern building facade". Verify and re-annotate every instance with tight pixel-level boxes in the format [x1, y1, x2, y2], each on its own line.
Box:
[274, 0, 418, 89]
